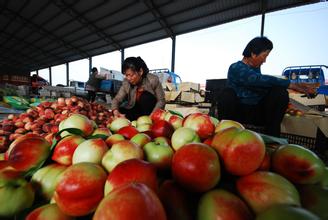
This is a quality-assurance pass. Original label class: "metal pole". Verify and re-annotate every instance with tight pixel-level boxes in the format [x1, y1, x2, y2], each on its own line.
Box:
[121, 49, 125, 73]
[261, 13, 265, 36]
[171, 35, 176, 72]
[49, 67, 52, 86]
[260, 0, 266, 36]
[66, 62, 69, 86]
[89, 57, 92, 75]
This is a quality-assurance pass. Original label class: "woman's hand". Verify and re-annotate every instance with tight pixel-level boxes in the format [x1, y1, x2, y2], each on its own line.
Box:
[289, 83, 317, 98]
[112, 109, 125, 118]
[302, 84, 318, 98]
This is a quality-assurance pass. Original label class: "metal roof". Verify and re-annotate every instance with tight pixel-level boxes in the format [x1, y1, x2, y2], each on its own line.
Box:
[0, 0, 319, 73]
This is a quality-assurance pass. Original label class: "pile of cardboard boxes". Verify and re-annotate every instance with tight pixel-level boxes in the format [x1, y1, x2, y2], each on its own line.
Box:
[164, 82, 205, 104]
[39, 86, 75, 98]
[164, 82, 211, 117]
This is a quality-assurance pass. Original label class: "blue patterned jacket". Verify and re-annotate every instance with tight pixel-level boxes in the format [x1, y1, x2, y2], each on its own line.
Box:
[227, 61, 290, 105]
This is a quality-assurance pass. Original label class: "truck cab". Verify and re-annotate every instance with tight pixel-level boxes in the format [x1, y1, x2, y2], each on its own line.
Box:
[69, 80, 88, 97]
[282, 65, 328, 85]
[70, 80, 86, 90]
[149, 68, 182, 90]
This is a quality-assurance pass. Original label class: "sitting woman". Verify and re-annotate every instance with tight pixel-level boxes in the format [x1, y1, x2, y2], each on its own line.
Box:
[111, 56, 165, 121]
[218, 36, 315, 137]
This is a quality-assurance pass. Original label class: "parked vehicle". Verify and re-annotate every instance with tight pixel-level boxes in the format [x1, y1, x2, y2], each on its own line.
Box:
[149, 68, 182, 90]
[94, 68, 123, 96]
[69, 80, 88, 98]
[282, 65, 328, 85]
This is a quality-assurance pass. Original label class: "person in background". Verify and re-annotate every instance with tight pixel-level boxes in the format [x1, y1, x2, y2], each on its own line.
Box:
[31, 74, 49, 95]
[218, 36, 316, 137]
[290, 72, 299, 83]
[111, 56, 165, 121]
[85, 67, 105, 102]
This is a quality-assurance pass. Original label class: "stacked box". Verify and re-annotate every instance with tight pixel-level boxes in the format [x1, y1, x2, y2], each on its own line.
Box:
[165, 81, 206, 105]
[180, 92, 195, 103]
[39, 89, 51, 97]
[62, 92, 72, 98]
[17, 85, 30, 96]
[178, 82, 200, 92]
[165, 104, 209, 117]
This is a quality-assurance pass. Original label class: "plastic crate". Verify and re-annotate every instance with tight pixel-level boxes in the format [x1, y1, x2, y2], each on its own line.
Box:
[112, 80, 122, 94]
[281, 133, 316, 150]
[281, 130, 328, 165]
[205, 79, 227, 103]
[99, 80, 112, 92]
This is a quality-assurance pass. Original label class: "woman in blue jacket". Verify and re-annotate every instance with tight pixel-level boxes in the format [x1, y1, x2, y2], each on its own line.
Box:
[218, 36, 315, 137]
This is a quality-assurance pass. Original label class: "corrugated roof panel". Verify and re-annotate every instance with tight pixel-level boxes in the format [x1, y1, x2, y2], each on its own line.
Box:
[31, 5, 63, 28]
[113, 22, 164, 43]
[168, 1, 259, 34]
[11, 0, 44, 18]
[119, 29, 168, 49]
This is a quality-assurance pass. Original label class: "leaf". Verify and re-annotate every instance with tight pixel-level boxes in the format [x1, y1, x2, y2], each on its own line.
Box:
[87, 134, 108, 140]
[260, 133, 288, 145]
[57, 128, 84, 136]
[50, 135, 60, 151]
[24, 163, 45, 178]
[168, 110, 183, 118]
[50, 128, 84, 151]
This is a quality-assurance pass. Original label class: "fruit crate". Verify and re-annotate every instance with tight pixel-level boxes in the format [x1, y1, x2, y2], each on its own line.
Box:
[244, 124, 328, 164]
[280, 133, 316, 150]
[281, 129, 328, 164]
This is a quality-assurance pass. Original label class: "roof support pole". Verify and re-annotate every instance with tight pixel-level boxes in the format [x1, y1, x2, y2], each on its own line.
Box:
[260, 13, 265, 36]
[121, 49, 125, 73]
[89, 57, 92, 75]
[36, 70, 39, 76]
[171, 35, 176, 72]
[66, 62, 69, 86]
[49, 67, 52, 86]
[260, 0, 266, 36]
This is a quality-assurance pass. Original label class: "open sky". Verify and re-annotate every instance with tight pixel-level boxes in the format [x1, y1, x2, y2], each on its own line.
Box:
[34, 2, 328, 87]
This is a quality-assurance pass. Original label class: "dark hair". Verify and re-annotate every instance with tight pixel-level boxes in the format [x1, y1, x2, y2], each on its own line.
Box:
[242, 37, 273, 57]
[91, 67, 98, 73]
[122, 56, 149, 76]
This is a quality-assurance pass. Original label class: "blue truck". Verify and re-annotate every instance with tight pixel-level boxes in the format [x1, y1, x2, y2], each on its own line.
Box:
[282, 65, 328, 95]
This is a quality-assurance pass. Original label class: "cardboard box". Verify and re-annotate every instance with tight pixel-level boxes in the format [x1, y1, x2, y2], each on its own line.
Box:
[169, 91, 181, 101]
[195, 93, 205, 103]
[17, 85, 30, 96]
[165, 82, 176, 91]
[289, 93, 326, 106]
[165, 104, 209, 117]
[281, 115, 328, 138]
[50, 91, 58, 97]
[180, 92, 195, 103]
[179, 82, 200, 92]
[164, 91, 171, 101]
[62, 92, 72, 98]
[39, 89, 51, 97]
